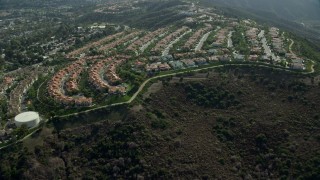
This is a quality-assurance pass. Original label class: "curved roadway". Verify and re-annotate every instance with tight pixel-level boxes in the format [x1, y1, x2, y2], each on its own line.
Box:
[1, 62, 316, 151]
[57, 62, 315, 118]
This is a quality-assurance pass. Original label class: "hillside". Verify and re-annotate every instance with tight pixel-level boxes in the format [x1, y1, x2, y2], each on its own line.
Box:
[1, 67, 320, 179]
[206, 0, 320, 21]
[203, 0, 320, 45]
[0, 0, 320, 179]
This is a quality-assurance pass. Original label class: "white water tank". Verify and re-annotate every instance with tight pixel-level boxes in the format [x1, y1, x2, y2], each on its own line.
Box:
[14, 111, 40, 128]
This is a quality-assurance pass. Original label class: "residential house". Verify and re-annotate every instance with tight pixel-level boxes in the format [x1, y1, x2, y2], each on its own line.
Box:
[169, 61, 184, 69]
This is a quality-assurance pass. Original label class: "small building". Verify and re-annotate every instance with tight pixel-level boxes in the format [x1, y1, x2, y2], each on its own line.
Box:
[292, 59, 304, 64]
[290, 59, 305, 70]
[248, 55, 259, 61]
[261, 55, 271, 62]
[212, 42, 222, 48]
[285, 53, 296, 59]
[132, 61, 146, 71]
[208, 56, 219, 62]
[158, 63, 171, 71]
[169, 61, 184, 69]
[219, 55, 231, 62]
[146, 63, 159, 72]
[234, 54, 245, 61]
[194, 58, 207, 65]
[149, 56, 161, 62]
[181, 59, 196, 67]
[208, 49, 219, 55]
[291, 63, 305, 70]
[161, 55, 174, 61]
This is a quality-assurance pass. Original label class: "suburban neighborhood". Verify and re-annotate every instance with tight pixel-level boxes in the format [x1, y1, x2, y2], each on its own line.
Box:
[0, 0, 315, 146]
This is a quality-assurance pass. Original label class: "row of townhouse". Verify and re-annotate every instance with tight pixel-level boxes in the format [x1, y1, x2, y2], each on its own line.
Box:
[66, 31, 124, 58]
[105, 59, 125, 85]
[88, 58, 126, 94]
[48, 60, 92, 107]
[145, 54, 235, 72]
[183, 24, 212, 50]
[146, 62, 171, 72]
[95, 2, 137, 14]
[151, 26, 189, 54]
[269, 27, 285, 54]
[99, 31, 141, 51]
[173, 50, 208, 60]
[8, 67, 45, 115]
[246, 27, 263, 55]
[0, 76, 14, 94]
[40, 36, 76, 55]
[65, 59, 86, 93]
[0, 65, 38, 94]
[126, 28, 167, 51]
[269, 27, 305, 69]
[82, 55, 105, 61]
[286, 53, 306, 70]
[212, 27, 230, 47]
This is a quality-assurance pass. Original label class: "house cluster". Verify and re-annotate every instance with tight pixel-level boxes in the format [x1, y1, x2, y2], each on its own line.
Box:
[40, 36, 77, 56]
[212, 27, 230, 47]
[0, 76, 14, 94]
[286, 53, 305, 70]
[81, 55, 105, 62]
[246, 27, 262, 55]
[243, 27, 261, 61]
[183, 24, 212, 50]
[269, 27, 285, 54]
[48, 60, 93, 107]
[197, 14, 214, 23]
[145, 56, 214, 72]
[99, 31, 141, 51]
[174, 51, 208, 60]
[8, 67, 45, 115]
[94, 2, 138, 14]
[146, 62, 171, 72]
[0, 122, 16, 144]
[66, 31, 125, 58]
[105, 58, 126, 86]
[65, 59, 86, 93]
[269, 27, 305, 69]
[151, 26, 189, 55]
[88, 57, 127, 94]
[144, 52, 232, 73]
[37, 26, 115, 58]
[126, 28, 166, 52]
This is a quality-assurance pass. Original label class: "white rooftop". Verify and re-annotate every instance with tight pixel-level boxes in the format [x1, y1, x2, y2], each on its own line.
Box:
[15, 111, 39, 122]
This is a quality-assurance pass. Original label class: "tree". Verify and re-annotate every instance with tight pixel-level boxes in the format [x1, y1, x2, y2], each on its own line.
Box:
[13, 124, 29, 139]
[0, 55, 4, 70]
[255, 133, 267, 148]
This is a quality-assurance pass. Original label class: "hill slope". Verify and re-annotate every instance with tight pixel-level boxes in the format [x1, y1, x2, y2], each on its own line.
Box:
[207, 0, 320, 22]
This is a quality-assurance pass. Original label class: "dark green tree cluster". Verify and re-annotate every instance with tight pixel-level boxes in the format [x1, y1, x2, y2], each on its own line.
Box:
[0, 144, 30, 179]
[81, 122, 150, 179]
[184, 82, 240, 109]
[232, 26, 250, 55]
[213, 116, 236, 141]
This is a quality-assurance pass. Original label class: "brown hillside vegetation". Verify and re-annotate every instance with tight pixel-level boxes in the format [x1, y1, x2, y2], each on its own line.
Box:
[1, 67, 320, 179]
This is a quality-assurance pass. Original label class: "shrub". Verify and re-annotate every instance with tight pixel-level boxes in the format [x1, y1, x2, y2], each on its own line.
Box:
[151, 119, 169, 130]
[255, 134, 267, 147]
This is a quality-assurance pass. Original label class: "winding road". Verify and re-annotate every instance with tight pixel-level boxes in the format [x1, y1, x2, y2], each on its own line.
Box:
[288, 39, 315, 73]
[289, 39, 294, 54]
[57, 62, 314, 118]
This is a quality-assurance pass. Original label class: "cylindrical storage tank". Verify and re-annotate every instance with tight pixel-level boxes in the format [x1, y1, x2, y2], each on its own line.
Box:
[14, 111, 40, 128]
